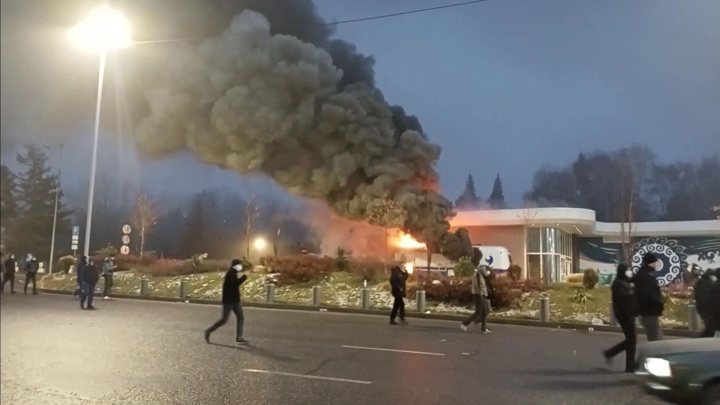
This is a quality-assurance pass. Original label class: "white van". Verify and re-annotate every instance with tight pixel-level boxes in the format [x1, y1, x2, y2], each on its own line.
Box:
[472, 245, 512, 272]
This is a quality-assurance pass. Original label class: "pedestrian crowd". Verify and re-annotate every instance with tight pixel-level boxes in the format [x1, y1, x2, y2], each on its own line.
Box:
[603, 252, 720, 372]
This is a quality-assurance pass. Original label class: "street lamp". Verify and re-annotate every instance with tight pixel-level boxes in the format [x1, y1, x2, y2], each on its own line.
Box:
[69, 7, 131, 257]
[253, 237, 267, 251]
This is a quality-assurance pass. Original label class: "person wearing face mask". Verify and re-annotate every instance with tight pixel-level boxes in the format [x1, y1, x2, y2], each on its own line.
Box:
[2, 253, 17, 294]
[23, 255, 39, 295]
[461, 248, 493, 334]
[633, 253, 664, 341]
[205, 259, 249, 346]
[389, 264, 409, 326]
[694, 268, 716, 338]
[603, 263, 637, 372]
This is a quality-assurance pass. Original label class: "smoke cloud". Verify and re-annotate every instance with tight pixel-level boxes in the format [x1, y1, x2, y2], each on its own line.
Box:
[134, 10, 456, 246]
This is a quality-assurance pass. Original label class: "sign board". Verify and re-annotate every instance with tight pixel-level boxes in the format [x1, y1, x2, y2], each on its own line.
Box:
[121, 235, 130, 245]
[71, 244, 78, 251]
[122, 224, 132, 235]
[120, 245, 130, 255]
[72, 226, 80, 241]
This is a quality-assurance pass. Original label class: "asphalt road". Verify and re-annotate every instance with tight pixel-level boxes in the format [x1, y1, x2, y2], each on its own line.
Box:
[1, 292, 667, 405]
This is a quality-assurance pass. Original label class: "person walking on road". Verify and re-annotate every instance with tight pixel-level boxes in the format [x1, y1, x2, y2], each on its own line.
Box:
[694, 268, 716, 338]
[603, 263, 637, 372]
[633, 253, 664, 341]
[461, 249, 493, 334]
[102, 255, 117, 299]
[23, 255, 39, 295]
[73, 255, 87, 297]
[389, 264, 409, 325]
[78, 258, 99, 310]
[205, 259, 249, 346]
[710, 270, 720, 337]
[2, 253, 17, 294]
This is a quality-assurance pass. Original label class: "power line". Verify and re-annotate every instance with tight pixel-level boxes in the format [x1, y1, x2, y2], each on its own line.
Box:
[133, 0, 488, 45]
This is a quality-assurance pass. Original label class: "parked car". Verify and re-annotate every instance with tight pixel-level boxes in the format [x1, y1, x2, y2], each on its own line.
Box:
[635, 338, 720, 404]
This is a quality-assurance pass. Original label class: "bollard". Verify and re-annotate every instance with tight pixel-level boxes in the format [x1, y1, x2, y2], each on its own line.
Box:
[539, 296, 550, 323]
[265, 283, 275, 304]
[140, 277, 149, 297]
[312, 285, 322, 306]
[609, 301, 617, 326]
[416, 290, 426, 313]
[688, 304, 701, 332]
[179, 277, 189, 300]
[361, 288, 371, 310]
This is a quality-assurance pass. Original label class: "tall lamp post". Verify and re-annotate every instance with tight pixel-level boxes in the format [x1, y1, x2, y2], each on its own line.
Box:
[48, 144, 64, 274]
[69, 8, 131, 257]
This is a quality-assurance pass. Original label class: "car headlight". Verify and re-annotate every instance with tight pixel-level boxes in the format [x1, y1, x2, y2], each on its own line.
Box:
[645, 358, 672, 378]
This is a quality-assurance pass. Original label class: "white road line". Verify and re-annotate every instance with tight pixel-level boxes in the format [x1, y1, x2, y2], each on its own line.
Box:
[341, 345, 445, 357]
[242, 369, 372, 385]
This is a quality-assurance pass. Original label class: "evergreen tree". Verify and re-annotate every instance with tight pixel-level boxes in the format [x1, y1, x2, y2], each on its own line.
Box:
[6, 145, 71, 261]
[454, 174, 482, 210]
[1, 164, 19, 249]
[488, 173, 506, 209]
[177, 193, 207, 258]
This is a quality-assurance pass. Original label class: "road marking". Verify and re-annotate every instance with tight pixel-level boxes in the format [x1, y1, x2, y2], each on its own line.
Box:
[341, 345, 445, 357]
[242, 369, 372, 385]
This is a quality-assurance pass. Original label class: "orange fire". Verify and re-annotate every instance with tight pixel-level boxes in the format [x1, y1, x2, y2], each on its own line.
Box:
[396, 234, 427, 250]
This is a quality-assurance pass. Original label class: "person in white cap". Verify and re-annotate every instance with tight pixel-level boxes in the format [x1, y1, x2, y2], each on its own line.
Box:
[205, 259, 249, 346]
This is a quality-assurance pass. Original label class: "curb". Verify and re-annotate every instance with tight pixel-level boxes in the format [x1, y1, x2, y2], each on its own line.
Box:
[37, 288, 697, 337]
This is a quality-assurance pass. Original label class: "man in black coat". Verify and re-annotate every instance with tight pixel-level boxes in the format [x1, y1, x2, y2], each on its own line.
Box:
[710, 270, 720, 337]
[24, 255, 39, 295]
[695, 268, 716, 338]
[205, 259, 248, 346]
[633, 253, 664, 341]
[389, 265, 409, 325]
[603, 263, 637, 372]
[2, 254, 17, 294]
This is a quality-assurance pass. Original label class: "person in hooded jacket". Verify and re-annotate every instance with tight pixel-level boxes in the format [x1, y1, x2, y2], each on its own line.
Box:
[2, 253, 17, 294]
[24, 255, 39, 295]
[78, 258, 99, 310]
[603, 263, 637, 372]
[633, 253, 664, 341]
[695, 268, 716, 338]
[205, 259, 249, 346]
[461, 248, 494, 334]
[73, 255, 87, 297]
[389, 264, 409, 325]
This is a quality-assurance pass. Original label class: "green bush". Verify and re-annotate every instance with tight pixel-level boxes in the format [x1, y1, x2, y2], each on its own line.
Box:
[454, 257, 475, 278]
[407, 276, 546, 310]
[566, 273, 584, 284]
[583, 269, 599, 289]
[507, 265, 523, 281]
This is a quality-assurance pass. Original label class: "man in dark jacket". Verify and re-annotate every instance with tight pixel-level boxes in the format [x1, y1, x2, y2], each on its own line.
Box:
[24, 255, 39, 295]
[78, 258, 99, 310]
[461, 248, 493, 334]
[633, 253, 664, 341]
[695, 268, 716, 338]
[2, 253, 17, 294]
[205, 259, 249, 346]
[389, 264, 409, 325]
[73, 255, 87, 297]
[710, 270, 720, 337]
[603, 263, 637, 372]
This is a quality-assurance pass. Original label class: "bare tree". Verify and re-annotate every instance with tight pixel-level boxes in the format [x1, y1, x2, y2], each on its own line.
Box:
[617, 160, 637, 264]
[519, 201, 539, 280]
[244, 195, 260, 258]
[129, 194, 160, 256]
[714, 205, 720, 220]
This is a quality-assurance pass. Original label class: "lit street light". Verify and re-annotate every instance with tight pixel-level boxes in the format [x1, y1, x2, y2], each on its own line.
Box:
[253, 237, 267, 251]
[69, 7, 131, 257]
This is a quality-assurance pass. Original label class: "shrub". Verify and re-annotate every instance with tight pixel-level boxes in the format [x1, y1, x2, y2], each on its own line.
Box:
[115, 254, 159, 270]
[334, 248, 349, 272]
[261, 255, 332, 284]
[407, 276, 546, 310]
[58, 255, 76, 273]
[454, 257, 475, 278]
[566, 273, 584, 284]
[583, 269, 599, 289]
[489, 277, 546, 309]
[507, 264, 523, 281]
[571, 287, 592, 304]
[348, 256, 386, 282]
[95, 244, 118, 257]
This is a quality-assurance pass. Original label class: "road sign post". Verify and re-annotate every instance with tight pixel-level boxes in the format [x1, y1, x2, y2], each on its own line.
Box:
[121, 224, 131, 255]
[71, 226, 80, 255]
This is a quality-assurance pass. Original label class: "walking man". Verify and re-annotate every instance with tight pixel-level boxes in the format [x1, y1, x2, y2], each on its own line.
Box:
[102, 255, 117, 299]
[633, 253, 664, 341]
[461, 249, 493, 334]
[389, 264, 409, 325]
[73, 255, 87, 297]
[2, 253, 17, 294]
[23, 255, 39, 295]
[694, 268, 715, 338]
[78, 258, 99, 310]
[603, 263, 637, 372]
[205, 259, 249, 346]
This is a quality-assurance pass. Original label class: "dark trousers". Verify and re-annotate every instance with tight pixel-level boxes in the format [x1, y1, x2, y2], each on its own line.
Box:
[80, 283, 96, 308]
[2, 275, 15, 293]
[604, 314, 637, 371]
[24, 273, 37, 294]
[207, 303, 244, 340]
[103, 274, 113, 296]
[390, 296, 405, 321]
[699, 312, 715, 338]
[463, 294, 490, 330]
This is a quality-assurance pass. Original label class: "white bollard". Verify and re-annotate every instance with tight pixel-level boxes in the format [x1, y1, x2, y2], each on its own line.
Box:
[265, 283, 275, 304]
[688, 304, 701, 332]
[609, 301, 617, 326]
[361, 288, 370, 310]
[416, 290, 426, 313]
[539, 297, 550, 322]
[312, 286, 322, 306]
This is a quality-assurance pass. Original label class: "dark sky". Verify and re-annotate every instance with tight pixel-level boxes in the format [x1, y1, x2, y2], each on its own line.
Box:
[2, 0, 719, 205]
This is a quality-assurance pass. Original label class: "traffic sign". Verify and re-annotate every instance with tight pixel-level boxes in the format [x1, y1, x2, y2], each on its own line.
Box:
[122, 224, 132, 235]
[120, 245, 130, 255]
[121, 235, 130, 245]
[72, 226, 80, 240]
[71, 244, 78, 251]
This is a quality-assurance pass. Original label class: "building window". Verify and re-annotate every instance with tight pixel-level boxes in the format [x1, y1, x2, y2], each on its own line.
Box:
[526, 227, 573, 283]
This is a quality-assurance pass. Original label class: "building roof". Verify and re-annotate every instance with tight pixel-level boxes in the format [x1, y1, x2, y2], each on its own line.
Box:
[451, 207, 720, 237]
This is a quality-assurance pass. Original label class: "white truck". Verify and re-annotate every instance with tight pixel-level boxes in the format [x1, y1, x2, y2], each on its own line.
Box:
[472, 245, 512, 273]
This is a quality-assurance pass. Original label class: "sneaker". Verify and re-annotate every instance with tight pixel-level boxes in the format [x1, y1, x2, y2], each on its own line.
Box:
[482, 328, 492, 334]
[235, 338, 249, 347]
[389, 320, 399, 325]
[603, 352, 612, 366]
[103, 296, 110, 300]
[204, 330, 211, 343]
[461, 324, 468, 332]
[87, 306, 96, 310]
